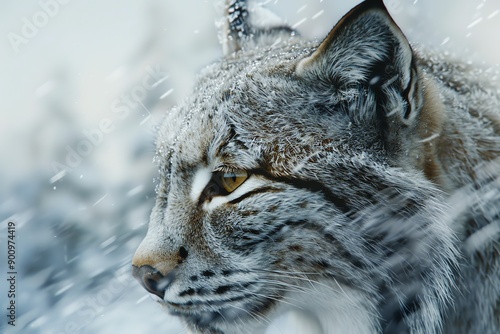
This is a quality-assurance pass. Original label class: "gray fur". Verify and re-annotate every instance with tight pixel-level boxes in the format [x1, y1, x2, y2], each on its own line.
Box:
[133, 0, 500, 333]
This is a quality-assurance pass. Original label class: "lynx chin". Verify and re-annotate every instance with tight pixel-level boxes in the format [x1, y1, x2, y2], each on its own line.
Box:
[132, 0, 500, 333]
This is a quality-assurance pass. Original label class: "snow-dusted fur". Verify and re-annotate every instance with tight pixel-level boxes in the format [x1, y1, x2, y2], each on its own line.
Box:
[132, 0, 500, 333]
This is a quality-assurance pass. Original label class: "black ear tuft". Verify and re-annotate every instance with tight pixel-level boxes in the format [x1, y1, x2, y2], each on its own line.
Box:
[223, 0, 250, 55]
[222, 0, 297, 55]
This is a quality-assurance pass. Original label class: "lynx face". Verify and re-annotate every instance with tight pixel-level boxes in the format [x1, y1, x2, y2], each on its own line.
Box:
[132, 1, 461, 333]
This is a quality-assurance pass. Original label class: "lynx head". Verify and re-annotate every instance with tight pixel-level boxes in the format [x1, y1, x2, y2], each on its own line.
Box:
[132, 1, 456, 333]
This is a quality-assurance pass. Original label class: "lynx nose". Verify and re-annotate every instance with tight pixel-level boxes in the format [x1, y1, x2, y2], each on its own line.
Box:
[131, 245, 189, 298]
[132, 265, 166, 299]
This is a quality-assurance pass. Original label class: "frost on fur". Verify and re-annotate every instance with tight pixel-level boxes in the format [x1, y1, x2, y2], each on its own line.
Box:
[132, 1, 500, 333]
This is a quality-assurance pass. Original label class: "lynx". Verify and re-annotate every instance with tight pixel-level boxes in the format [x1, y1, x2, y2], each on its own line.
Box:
[132, 0, 500, 333]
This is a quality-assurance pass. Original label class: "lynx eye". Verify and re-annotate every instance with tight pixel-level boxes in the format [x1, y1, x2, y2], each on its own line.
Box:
[218, 170, 248, 193]
[213, 170, 248, 195]
[201, 169, 249, 201]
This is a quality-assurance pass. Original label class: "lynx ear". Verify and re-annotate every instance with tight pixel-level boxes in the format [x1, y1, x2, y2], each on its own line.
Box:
[297, 0, 421, 125]
[222, 0, 297, 55]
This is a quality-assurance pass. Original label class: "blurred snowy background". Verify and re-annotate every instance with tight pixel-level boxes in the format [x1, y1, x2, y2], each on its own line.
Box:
[0, 0, 498, 333]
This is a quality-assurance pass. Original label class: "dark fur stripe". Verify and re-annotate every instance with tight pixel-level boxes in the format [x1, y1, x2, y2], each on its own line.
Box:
[169, 293, 255, 307]
[228, 187, 281, 205]
[259, 171, 351, 213]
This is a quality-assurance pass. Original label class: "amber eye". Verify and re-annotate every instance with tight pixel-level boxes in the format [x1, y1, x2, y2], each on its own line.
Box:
[218, 170, 248, 193]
